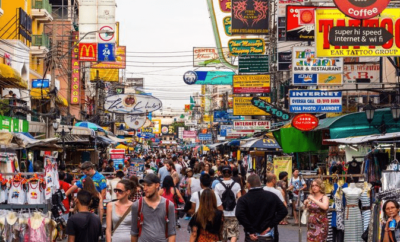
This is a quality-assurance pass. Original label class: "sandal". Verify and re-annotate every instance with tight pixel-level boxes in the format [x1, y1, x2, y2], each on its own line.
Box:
[279, 221, 289, 225]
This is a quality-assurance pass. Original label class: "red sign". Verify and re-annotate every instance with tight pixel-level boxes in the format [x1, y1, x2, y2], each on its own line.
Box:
[79, 43, 97, 61]
[333, 0, 390, 19]
[292, 114, 319, 131]
[183, 131, 197, 139]
[219, 0, 231, 13]
[71, 32, 80, 105]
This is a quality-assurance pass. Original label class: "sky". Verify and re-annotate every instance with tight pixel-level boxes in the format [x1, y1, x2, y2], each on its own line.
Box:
[116, 0, 217, 110]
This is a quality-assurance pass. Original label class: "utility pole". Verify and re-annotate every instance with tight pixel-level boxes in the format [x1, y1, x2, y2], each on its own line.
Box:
[48, 23, 58, 138]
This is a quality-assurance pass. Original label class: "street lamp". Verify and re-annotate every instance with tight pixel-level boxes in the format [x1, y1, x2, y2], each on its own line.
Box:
[392, 103, 400, 122]
[364, 101, 376, 124]
[52, 120, 60, 132]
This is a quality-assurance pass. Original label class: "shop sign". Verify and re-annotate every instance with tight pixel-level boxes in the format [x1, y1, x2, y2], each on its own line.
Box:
[97, 43, 116, 62]
[273, 157, 292, 179]
[219, 0, 232, 13]
[220, 125, 233, 137]
[238, 55, 269, 74]
[152, 119, 161, 134]
[213, 111, 242, 122]
[289, 90, 342, 113]
[251, 97, 291, 120]
[124, 115, 146, 130]
[183, 71, 234, 85]
[198, 134, 212, 141]
[161, 125, 174, 135]
[341, 63, 380, 95]
[141, 127, 153, 133]
[193, 47, 231, 67]
[137, 132, 155, 139]
[333, 0, 390, 19]
[233, 97, 271, 116]
[183, 131, 197, 139]
[184, 120, 198, 126]
[329, 27, 393, 46]
[233, 74, 271, 94]
[104, 94, 162, 114]
[4, 53, 12, 66]
[292, 114, 319, 131]
[228, 39, 265, 56]
[286, 6, 326, 41]
[98, 25, 116, 43]
[278, 17, 286, 41]
[71, 31, 80, 105]
[223, 17, 232, 36]
[292, 47, 343, 74]
[231, 0, 269, 35]
[293, 74, 343, 86]
[315, 9, 400, 57]
[109, 149, 125, 169]
[278, 51, 292, 71]
[32, 79, 49, 88]
[233, 120, 271, 130]
[91, 46, 126, 69]
[79, 43, 97, 61]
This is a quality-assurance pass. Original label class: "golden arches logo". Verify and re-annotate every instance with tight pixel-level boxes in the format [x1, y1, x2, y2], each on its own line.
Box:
[80, 44, 96, 59]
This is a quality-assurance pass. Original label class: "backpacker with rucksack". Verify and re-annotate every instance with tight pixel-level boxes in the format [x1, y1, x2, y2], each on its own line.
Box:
[218, 178, 237, 211]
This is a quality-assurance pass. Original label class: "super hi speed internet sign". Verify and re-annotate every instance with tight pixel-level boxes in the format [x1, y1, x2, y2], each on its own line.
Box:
[289, 90, 342, 113]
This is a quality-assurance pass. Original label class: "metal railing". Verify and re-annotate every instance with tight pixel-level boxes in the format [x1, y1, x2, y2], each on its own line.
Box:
[32, 33, 50, 48]
[32, 0, 52, 14]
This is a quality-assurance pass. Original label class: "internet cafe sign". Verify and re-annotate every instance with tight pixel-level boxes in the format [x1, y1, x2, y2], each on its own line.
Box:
[233, 120, 271, 130]
[105, 94, 162, 114]
[316, 9, 400, 57]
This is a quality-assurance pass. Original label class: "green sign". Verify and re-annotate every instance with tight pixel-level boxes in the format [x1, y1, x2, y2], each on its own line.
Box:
[223, 16, 232, 36]
[0, 116, 29, 132]
[239, 55, 269, 73]
[228, 39, 265, 56]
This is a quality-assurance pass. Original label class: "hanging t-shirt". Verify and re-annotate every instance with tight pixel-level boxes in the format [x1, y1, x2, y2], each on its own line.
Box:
[347, 161, 361, 183]
[0, 185, 8, 203]
[52, 163, 60, 190]
[26, 182, 43, 205]
[8, 181, 26, 204]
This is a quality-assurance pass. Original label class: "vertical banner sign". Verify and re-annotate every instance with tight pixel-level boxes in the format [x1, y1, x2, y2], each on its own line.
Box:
[231, 0, 269, 35]
[273, 156, 292, 180]
[71, 32, 80, 105]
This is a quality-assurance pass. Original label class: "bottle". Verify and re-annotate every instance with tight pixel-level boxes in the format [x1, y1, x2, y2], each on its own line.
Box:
[389, 219, 397, 231]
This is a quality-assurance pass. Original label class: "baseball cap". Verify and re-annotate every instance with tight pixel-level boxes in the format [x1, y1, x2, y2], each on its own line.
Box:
[222, 166, 232, 173]
[81, 161, 94, 170]
[139, 174, 160, 185]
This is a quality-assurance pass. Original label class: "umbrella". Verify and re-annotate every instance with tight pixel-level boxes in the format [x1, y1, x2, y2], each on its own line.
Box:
[75, 122, 106, 132]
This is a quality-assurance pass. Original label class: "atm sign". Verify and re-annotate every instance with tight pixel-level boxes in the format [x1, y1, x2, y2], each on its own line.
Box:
[79, 43, 97, 61]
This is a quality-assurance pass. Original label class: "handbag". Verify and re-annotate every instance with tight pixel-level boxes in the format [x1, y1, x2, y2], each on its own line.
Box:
[301, 209, 308, 224]
[111, 206, 131, 236]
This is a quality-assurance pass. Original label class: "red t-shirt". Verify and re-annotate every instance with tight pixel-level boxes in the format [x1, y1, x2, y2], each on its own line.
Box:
[59, 180, 72, 214]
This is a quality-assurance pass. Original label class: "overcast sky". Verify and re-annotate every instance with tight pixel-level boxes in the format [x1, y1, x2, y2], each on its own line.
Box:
[116, 0, 218, 110]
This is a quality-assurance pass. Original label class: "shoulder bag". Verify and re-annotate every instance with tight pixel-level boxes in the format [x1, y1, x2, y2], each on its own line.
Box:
[111, 206, 131, 236]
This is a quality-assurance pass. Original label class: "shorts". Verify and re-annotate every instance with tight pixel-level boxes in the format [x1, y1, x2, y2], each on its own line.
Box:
[223, 216, 239, 239]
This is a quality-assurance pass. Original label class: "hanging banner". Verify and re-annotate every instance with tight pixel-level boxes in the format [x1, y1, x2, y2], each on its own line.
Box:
[289, 90, 343, 113]
[71, 31, 80, 105]
[233, 120, 271, 130]
[316, 9, 400, 57]
[233, 75, 271, 94]
[193, 47, 232, 67]
[233, 97, 271, 116]
[228, 39, 265, 56]
[231, 0, 269, 35]
[105, 94, 162, 114]
[124, 115, 146, 130]
[273, 156, 292, 180]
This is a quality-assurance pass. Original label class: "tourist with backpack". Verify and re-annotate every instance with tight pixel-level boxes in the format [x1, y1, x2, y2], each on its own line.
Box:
[214, 166, 242, 242]
[130, 174, 176, 242]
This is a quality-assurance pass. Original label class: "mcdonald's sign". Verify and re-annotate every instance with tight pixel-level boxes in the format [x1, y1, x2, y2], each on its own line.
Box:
[79, 43, 97, 61]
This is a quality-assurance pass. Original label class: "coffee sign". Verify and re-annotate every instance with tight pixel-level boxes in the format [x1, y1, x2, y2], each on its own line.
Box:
[292, 114, 319, 131]
[333, 0, 390, 19]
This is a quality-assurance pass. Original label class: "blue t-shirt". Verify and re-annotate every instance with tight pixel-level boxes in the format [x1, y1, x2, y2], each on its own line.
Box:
[211, 179, 220, 189]
[76, 171, 107, 192]
[158, 166, 169, 184]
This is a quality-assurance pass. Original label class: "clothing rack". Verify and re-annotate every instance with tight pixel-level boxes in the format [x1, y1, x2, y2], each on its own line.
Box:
[2, 172, 45, 176]
[301, 174, 365, 179]
[0, 204, 48, 212]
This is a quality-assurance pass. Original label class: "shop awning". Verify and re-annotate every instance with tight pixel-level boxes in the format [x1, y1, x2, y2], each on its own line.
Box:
[240, 137, 281, 150]
[324, 132, 400, 144]
[0, 64, 28, 89]
[30, 88, 69, 107]
[107, 135, 127, 143]
[56, 126, 95, 136]
[12, 133, 59, 148]
[115, 144, 133, 150]
[96, 136, 117, 145]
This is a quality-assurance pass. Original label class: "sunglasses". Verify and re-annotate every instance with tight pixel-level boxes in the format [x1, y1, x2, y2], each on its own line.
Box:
[113, 189, 126, 194]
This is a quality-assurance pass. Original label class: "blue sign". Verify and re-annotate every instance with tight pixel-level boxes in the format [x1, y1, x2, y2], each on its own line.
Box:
[289, 90, 342, 113]
[220, 125, 233, 137]
[293, 74, 317, 85]
[32, 79, 49, 88]
[214, 111, 242, 122]
[198, 134, 212, 141]
[98, 43, 115, 62]
[137, 133, 155, 139]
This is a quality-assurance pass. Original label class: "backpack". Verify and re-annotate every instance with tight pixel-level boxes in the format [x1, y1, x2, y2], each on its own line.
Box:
[137, 198, 170, 238]
[218, 178, 237, 211]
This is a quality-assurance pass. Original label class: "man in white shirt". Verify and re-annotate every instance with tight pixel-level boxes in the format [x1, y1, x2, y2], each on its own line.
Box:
[107, 171, 124, 200]
[172, 156, 182, 179]
[214, 166, 242, 242]
[144, 164, 154, 175]
[264, 173, 286, 206]
[188, 173, 223, 214]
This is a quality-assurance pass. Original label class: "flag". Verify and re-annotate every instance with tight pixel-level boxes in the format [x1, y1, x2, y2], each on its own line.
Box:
[190, 96, 195, 104]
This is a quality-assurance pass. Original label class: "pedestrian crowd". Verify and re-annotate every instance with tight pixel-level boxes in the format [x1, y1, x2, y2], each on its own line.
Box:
[56, 149, 331, 242]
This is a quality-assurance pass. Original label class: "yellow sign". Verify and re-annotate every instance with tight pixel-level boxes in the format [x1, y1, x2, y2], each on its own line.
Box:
[203, 115, 211, 123]
[152, 119, 161, 134]
[90, 69, 119, 82]
[233, 97, 271, 116]
[316, 9, 400, 57]
[233, 75, 270, 94]
[273, 156, 292, 180]
[318, 74, 343, 85]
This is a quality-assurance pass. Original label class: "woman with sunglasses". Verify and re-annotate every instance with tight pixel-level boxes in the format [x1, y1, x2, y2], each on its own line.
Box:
[106, 179, 136, 242]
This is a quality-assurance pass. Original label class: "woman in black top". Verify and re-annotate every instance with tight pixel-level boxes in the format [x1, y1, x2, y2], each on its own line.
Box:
[189, 189, 223, 242]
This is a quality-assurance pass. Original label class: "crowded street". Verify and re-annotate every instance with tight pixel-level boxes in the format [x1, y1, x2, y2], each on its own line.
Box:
[0, 0, 400, 241]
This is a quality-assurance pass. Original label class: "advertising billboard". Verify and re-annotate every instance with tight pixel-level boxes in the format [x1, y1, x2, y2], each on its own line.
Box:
[315, 9, 400, 57]
[233, 75, 271, 94]
[79, 43, 97, 61]
[289, 90, 342, 113]
[228, 39, 265, 56]
[233, 97, 271, 116]
[105, 94, 162, 114]
[183, 71, 234, 85]
[91, 46, 126, 69]
[278, 51, 292, 71]
[286, 6, 328, 41]
[231, 0, 269, 35]
[71, 31, 80, 104]
[233, 120, 271, 130]
[193, 47, 232, 67]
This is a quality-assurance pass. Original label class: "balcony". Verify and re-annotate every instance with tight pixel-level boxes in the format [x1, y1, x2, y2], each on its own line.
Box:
[30, 34, 50, 58]
[31, 0, 53, 22]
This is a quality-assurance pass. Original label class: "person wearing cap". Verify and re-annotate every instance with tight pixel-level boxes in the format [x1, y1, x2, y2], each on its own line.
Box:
[130, 174, 176, 242]
[66, 161, 107, 199]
